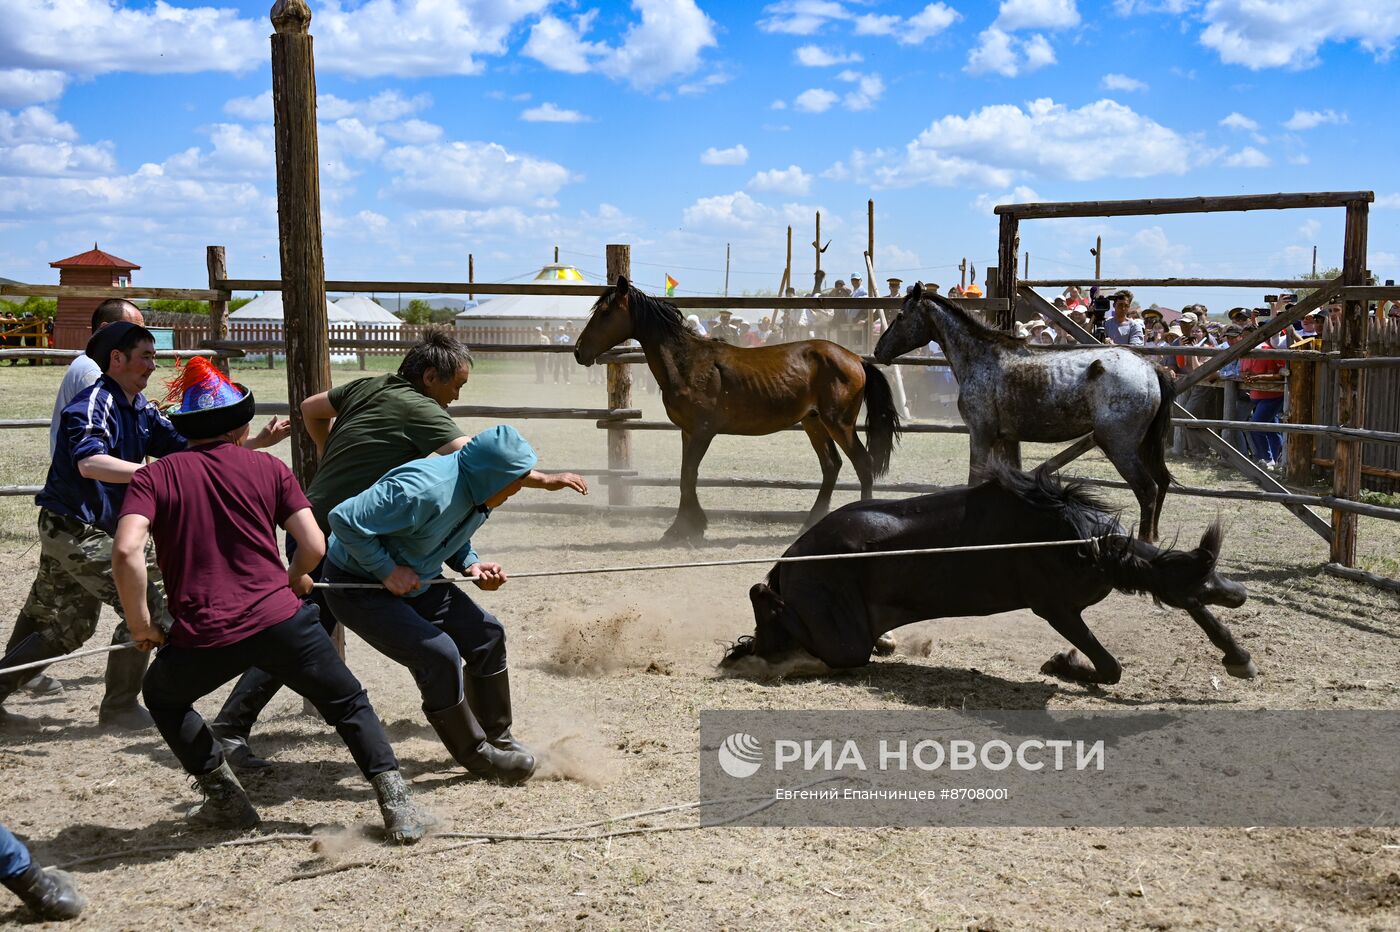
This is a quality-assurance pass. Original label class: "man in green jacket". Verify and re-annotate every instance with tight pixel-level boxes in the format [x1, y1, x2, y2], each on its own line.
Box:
[322, 426, 584, 784]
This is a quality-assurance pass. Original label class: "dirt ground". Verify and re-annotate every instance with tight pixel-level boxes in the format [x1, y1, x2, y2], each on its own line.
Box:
[1, 357, 1398, 930]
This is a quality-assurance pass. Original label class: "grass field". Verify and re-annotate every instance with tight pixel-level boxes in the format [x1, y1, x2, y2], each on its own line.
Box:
[1, 356, 1397, 929]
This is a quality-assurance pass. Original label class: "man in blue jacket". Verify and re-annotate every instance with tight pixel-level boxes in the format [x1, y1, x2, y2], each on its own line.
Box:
[323, 426, 585, 784]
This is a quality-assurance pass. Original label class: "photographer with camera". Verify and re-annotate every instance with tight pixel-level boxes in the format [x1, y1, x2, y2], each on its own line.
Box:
[1105, 290, 1145, 346]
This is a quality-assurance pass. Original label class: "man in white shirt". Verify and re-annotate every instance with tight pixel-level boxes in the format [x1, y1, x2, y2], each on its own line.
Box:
[49, 299, 144, 455]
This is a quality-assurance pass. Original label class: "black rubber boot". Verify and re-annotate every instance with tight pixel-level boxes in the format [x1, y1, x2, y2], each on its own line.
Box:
[370, 770, 437, 845]
[98, 645, 154, 730]
[208, 667, 283, 770]
[463, 668, 533, 757]
[187, 760, 260, 829]
[0, 633, 62, 720]
[7, 615, 64, 696]
[425, 696, 535, 785]
[2, 861, 86, 921]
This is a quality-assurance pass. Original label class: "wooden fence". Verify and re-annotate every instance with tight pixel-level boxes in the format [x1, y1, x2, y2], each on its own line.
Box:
[1313, 316, 1400, 491]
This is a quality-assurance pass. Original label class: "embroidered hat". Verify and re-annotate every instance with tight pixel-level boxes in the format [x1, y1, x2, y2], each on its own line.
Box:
[163, 356, 255, 439]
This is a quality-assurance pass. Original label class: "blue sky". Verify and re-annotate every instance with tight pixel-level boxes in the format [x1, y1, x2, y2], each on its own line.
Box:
[2, 0, 1397, 311]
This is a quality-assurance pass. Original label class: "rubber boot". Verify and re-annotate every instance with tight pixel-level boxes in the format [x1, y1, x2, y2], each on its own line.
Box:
[2, 861, 86, 921]
[187, 760, 260, 829]
[7, 614, 64, 696]
[97, 645, 154, 730]
[462, 668, 533, 757]
[0, 633, 62, 723]
[370, 770, 436, 845]
[425, 696, 535, 785]
[208, 668, 282, 771]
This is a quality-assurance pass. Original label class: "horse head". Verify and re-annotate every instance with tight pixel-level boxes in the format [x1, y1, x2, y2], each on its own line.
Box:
[1108, 520, 1247, 612]
[575, 275, 636, 366]
[873, 281, 939, 364]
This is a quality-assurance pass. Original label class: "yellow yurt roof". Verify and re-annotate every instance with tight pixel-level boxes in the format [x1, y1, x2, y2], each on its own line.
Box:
[533, 264, 587, 282]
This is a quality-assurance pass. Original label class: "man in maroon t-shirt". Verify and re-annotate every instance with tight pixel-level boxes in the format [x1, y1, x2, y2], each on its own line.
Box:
[111, 358, 432, 843]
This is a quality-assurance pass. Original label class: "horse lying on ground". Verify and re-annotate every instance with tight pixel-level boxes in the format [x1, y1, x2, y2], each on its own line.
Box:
[721, 465, 1257, 685]
[574, 277, 901, 542]
[873, 284, 1174, 541]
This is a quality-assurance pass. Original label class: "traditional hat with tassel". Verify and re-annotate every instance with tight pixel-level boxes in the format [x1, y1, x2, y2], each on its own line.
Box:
[163, 357, 256, 439]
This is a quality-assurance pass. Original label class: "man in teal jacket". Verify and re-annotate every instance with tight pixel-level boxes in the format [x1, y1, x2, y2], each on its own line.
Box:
[323, 425, 585, 784]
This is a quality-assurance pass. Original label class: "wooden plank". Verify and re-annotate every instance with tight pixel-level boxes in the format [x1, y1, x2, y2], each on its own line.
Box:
[0, 486, 41, 497]
[207, 246, 230, 378]
[1312, 459, 1400, 482]
[1323, 563, 1400, 593]
[997, 214, 1018, 329]
[253, 401, 640, 420]
[0, 283, 225, 301]
[1334, 357, 1400, 370]
[0, 348, 234, 361]
[1021, 278, 1325, 289]
[1341, 286, 1400, 301]
[1175, 279, 1342, 393]
[995, 191, 1374, 220]
[605, 244, 634, 507]
[0, 419, 49, 429]
[1176, 418, 1400, 445]
[271, 2, 330, 489]
[1332, 200, 1370, 565]
[596, 420, 970, 434]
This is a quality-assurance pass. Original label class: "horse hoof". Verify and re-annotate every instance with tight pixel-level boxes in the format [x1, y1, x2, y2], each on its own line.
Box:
[1224, 658, 1258, 680]
[872, 633, 897, 656]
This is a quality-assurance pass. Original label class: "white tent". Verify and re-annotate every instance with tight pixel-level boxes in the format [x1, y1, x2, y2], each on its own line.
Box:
[455, 263, 597, 327]
[334, 295, 403, 324]
[229, 292, 350, 322]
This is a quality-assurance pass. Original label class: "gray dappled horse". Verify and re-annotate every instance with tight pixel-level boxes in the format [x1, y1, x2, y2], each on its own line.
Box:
[873, 284, 1174, 541]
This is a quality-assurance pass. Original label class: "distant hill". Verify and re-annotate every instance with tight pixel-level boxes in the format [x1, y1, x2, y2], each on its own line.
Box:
[336, 294, 478, 313]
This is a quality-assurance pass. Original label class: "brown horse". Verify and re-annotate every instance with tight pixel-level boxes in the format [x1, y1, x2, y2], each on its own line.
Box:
[575, 277, 902, 542]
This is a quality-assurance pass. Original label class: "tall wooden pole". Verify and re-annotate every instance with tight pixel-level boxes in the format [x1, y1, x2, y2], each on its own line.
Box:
[997, 213, 1019, 329]
[270, 0, 329, 488]
[959, 257, 967, 290]
[813, 211, 824, 293]
[605, 244, 633, 506]
[865, 199, 876, 352]
[1331, 199, 1370, 566]
[468, 253, 474, 302]
[724, 243, 730, 297]
[206, 245, 230, 377]
[1093, 235, 1102, 280]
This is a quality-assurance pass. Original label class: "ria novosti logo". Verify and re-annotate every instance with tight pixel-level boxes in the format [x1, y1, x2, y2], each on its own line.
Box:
[717, 732, 763, 778]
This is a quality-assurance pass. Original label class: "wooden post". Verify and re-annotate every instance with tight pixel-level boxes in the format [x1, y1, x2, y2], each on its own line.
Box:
[605, 244, 633, 506]
[813, 211, 825, 293]
[270, 0, 330, 489]
[1023, 251, 1029, 279]
[1093, 235, 1102, 280]
[997, 213, 1019, 329]
[1284, 359, 1317, 485]
[206, 246, 230, 377]
[357, 324, 366, 371]
[1331, 199, 1370, 565]
[865, 199, 875, 353]
[468, 253, 474, 302]
[959, 257, 967, 290]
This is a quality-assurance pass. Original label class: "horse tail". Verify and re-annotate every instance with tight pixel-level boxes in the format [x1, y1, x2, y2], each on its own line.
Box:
[1141, 364, 1175, 487]
[861, 362, 902, 477]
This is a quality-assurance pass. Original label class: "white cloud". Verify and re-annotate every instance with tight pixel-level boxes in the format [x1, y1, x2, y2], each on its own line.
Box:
[1193, 0, 1400, 70]
[0, 69, 67, 107]
[520, 102, 592, 123]
[1374, 193, 1400, 210]
[1223, 146, 1270, 168]
[995, 0, 1081, 31]
[224, 91, 272, 122]
[758, 1, 958, 45]
[0, 106, 79, 145]
[1283, 108, 1348, 130]
[681, 190, 817, 234]
[523, 0, 718, 90]
[770, 99, 788, 110]
[381, 119, 444, 144]
[838, 72, 885, 111]
[748, 164, 813, 196]
[162, 122, 276, 181]
[966, 28, 1057, 76]
[794, 45, 862, 66]
[900, 3, 961, 44]
[677, 71, 733, 95]
[794, 88, 839, 113]
[382, 140, 574, 206]
[848, 98, 1209, 189]
[1220, 111, 1259, 132]
[973, 185, 1041, 213]
[700, 144, 750, 166]
[1102, 73, 1148, 91]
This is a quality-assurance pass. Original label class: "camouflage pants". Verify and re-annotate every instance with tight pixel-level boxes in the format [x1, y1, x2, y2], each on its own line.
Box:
[10, 509, 172, 654]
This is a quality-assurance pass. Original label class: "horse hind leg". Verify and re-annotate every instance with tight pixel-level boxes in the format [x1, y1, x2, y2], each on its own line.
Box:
[663, 430, 714, 544]
[821, 414, 874, 499]
[1099, 438, 1159, 542]
[800, 417, 842, 530]
[1035, 607, 1122, 686]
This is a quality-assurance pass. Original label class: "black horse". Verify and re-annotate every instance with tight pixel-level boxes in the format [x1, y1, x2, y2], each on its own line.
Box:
[722, 465, 1257, 686]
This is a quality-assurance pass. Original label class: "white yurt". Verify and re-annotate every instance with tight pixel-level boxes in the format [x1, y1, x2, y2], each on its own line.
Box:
[228, 293, 355, 361]
[454, 263, 597, 345]
[334, 295, 403, 325]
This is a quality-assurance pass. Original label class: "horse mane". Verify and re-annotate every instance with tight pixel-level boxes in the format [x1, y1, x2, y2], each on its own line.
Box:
[928, 293, 1026, 349]
[597, 282, 690, 344]
[987, 461, 1121, 541]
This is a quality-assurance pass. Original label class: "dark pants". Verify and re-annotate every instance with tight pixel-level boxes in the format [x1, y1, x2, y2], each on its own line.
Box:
[211, 537, 337, 735]
[322, 560, 506, 714]
[143, 603, 397, 779]
[1248, 396, 1285, 463]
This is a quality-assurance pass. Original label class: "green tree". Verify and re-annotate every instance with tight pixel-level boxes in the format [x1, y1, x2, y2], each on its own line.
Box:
[1296, 266, 1342, 301]
[146, 299, 210, 315]
[399, 298, 434, 324]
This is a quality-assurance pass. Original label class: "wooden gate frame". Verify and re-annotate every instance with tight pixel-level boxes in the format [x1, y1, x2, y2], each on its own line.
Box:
[993, 191, 1374, 566]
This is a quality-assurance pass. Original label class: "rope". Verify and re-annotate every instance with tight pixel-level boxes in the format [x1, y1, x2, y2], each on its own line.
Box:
[0, 642, 133, 678]
[312, 537, 1101, 590]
